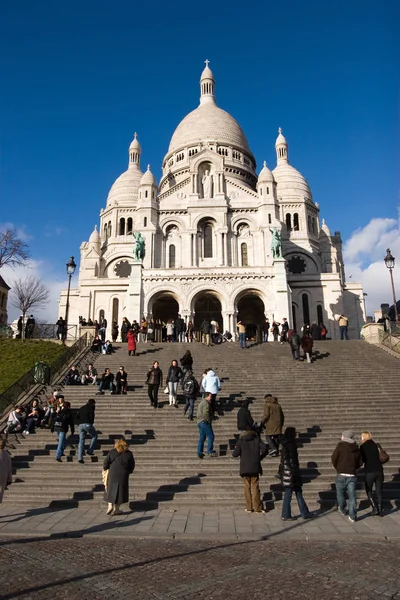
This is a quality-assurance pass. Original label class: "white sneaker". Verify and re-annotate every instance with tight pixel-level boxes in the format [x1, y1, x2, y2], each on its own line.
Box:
[24, 431, 29, 435]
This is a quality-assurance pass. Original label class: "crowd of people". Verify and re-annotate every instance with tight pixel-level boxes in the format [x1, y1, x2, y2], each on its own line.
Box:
[2, 311, 379, 518]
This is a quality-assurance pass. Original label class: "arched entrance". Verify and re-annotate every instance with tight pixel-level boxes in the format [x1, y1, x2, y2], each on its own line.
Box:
[151, 293, 179, 323]
[236, 292, 265, 342]
[193, 291, 223, 332]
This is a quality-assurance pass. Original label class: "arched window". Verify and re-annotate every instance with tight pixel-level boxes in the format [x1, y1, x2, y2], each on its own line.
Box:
[99, 309, 105, 323]
[145, 190, 148, 198]
[268, 214, 272, 224]
[260, 188, 263, 196]
[144, 217, 147, 227]
[203, 223, 213, 258]
[293, 213, 299, 231]
[308, 215, 312, 231]
[169, 244, 176, 268]
[112, 298, 119, 326]
[267, 186, 269, 194]
[302, 294, 310, 326]
[241, 243, 248, 267]
[104, 224, 108, 239]
[286, 213, 292, 231]
[317, 305, 323, 325]
[312, 218, 316, 234]
[127, 218, 133, 235]
[108, 222, 112, 238]
[119, 218, 125, 236]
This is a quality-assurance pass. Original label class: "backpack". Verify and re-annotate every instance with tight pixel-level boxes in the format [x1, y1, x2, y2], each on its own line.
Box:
[183, 377, 198, 396]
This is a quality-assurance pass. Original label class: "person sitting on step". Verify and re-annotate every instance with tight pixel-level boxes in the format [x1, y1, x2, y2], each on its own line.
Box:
[81, 364, 98, 385]
[116, 366, 128, 395]
[97, 368, 115, 395]
[65, 365, 80, 385]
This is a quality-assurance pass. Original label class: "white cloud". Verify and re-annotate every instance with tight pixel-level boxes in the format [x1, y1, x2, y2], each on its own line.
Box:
[344, 210, 400, 316]
[2, 260, 66, 324]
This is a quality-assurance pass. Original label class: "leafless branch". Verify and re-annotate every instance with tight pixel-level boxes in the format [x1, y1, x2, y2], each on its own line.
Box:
[10, 276, 50, 316]
[0, 228, 29, 269]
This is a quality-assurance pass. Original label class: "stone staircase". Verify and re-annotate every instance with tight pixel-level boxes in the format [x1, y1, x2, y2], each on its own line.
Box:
[3, 340, 400, 511]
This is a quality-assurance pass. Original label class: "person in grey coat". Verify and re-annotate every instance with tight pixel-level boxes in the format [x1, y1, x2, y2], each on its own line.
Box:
[103, 438, 135, 515]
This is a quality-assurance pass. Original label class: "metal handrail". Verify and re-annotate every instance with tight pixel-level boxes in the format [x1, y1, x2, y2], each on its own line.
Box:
[0, 333, 93, 417]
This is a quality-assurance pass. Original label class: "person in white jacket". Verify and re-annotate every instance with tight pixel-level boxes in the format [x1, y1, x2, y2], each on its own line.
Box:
[203, 369, 221, 416]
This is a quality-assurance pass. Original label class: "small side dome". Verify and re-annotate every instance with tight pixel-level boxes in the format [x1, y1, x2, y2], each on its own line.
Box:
[258, 161, 274, 183]
[140, 164, 157, 186]
[320, 218, 331, 237]
[88, 225, 101, 244]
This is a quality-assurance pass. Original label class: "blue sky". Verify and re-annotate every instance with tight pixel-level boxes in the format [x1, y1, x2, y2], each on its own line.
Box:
[0, 0, 399, 318]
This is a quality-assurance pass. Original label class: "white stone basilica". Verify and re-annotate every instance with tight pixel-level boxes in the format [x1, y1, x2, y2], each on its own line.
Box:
[60, 62, 365, 339]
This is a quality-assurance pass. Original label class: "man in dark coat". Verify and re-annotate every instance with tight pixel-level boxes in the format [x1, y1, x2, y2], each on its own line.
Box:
[261, 395, 284, 456]
[201, 318, 212, 346]
[232, 429, 267, 513]
[310, 322, 321, 340]
[76, 398, 98, 464]
[288, 330, 301, 360]
[331, 429, 363, 522]
[237, 399, 254, 433]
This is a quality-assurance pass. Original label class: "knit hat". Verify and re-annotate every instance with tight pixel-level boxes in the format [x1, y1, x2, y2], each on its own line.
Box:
[342, 429, 354, 440]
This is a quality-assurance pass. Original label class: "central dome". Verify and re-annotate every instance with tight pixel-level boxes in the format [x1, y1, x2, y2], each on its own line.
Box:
[167, 61, 251, 156]
[168, 103, 250, 154]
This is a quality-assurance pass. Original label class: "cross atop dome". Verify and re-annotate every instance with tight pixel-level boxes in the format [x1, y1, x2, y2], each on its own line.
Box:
[205, 59, 210, 67]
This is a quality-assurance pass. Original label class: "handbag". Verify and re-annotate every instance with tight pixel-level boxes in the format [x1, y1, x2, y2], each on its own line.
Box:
[164, 386, 169, 394]
[378, 444, 390, 464]
[102, 469, 109, 490]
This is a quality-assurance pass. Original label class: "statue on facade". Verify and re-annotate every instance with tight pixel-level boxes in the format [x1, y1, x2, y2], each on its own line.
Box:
[270, 227, 282, 259]
[202, 170, 212, 199]
[132, 231, 146, 262]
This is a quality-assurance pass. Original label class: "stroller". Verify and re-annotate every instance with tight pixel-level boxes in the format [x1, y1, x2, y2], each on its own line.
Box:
[214, 330, 232, 344]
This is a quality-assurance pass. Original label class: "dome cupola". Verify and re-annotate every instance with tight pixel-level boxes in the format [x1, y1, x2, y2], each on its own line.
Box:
[129, 132, 141, 169]
[275, 127, 288, 164]
[200, 59, 215, 106]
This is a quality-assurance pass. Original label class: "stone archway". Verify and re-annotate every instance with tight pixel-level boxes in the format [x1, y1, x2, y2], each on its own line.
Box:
[151, 293, 179, 323]
[236, 292, 265, 342]
[192, 291, 223, 333]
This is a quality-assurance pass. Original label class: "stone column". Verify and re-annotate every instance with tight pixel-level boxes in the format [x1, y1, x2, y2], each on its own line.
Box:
[217, 232, 223, 266]
[125, 263, 144, 324]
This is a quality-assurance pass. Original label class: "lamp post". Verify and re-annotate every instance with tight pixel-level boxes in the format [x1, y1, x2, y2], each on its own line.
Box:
[384, 248, 398, 325]
[64, 256, 77, 342]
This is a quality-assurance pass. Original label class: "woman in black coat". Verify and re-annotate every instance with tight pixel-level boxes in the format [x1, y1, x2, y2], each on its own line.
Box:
[166, 360, 183, 406]
[279, 427, 312, 520]
[180, 350, 193, 374]
[361, 431, 384, 516]
[103, 438, 135, 515]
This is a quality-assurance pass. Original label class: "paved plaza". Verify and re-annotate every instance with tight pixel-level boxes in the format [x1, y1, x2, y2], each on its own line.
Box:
[1, 532, 400, 599]
[1, 505, 400, 598]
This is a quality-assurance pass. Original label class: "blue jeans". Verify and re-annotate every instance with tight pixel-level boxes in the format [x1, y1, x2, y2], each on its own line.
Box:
[78, 423, 98, 460]
[184, 397, 195, 419]
[168, 381, 178, 401]
[56, 431, 67, 459]
[336, 475, 357, 519]
[197, 421, 214, 456]
[339, 326, 349, 340]
[98, 380, 113, 392]
[282, 487, 310, 519]
[239, 332, 246, 348]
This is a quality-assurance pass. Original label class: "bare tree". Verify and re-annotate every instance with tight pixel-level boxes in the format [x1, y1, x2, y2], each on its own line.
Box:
[0, 228, 29, 269]
[10, 276, 50, 340]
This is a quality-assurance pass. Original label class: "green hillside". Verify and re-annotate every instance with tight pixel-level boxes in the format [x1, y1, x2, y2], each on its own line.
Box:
[0, 339, 65, 395]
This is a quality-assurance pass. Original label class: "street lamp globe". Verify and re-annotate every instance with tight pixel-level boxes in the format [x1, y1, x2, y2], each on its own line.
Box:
[384, 249, 395, 270]
[66, 256, 77, 276]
